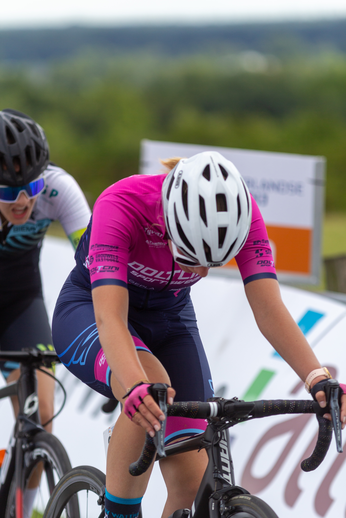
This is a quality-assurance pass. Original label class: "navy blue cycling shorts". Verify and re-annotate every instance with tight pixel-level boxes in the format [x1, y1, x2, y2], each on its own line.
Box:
[52, 273, 214, 443]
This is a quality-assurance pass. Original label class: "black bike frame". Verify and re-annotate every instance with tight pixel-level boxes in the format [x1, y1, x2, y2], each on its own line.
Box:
[192, 422, 249, 518]
[0, 359, 43, 518]
[161, 420, 249, 518]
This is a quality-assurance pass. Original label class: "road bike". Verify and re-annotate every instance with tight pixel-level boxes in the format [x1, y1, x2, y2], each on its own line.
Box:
[41, 380, 343, 518]
[0, 349, 78, 518]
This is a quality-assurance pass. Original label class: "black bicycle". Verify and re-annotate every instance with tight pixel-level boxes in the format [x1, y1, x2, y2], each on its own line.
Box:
[0, 349, 79, 518]
[42, 381, 343, 518]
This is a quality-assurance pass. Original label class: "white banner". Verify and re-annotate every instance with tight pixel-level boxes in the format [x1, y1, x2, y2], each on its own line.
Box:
[1, 236, 345, 518]
[140, 139, 326, 285]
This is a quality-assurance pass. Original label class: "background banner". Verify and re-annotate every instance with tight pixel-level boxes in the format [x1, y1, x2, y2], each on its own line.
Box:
[140, 139, 325, 285]
[1, 237, 345, 517]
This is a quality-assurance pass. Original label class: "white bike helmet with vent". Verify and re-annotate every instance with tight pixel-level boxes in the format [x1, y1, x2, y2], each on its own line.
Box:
[162, 151, 252, 267]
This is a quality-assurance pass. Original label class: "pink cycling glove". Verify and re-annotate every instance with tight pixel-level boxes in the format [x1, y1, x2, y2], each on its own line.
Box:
[123, 382, 152, 420]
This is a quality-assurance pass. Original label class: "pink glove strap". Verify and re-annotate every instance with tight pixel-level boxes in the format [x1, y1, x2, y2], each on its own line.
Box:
[340, 383, 346, 394]
[124, 383, 151, 420]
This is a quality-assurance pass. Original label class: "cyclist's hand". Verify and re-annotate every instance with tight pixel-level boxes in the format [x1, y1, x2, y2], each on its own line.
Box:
[325, 383, 346, 430]
[312, 380, 346, 430]
[123, 381, 175, 436]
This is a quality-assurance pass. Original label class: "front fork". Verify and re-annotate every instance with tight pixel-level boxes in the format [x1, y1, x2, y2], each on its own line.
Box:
[15, 364, 41, 518]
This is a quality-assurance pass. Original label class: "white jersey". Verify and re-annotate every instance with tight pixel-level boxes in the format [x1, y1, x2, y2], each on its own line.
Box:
[0, 163, 91, 303]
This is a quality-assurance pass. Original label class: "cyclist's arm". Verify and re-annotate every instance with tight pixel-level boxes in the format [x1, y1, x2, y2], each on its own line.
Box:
[91, 284, 167, 435]
[66, 227, 87, 251]
[44, 166, 91, 250]
[244, 277, 346, 425]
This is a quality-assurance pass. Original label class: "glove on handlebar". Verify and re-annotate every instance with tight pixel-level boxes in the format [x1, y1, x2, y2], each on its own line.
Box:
[123, 382, 153, 420]
[311, 379, 345, 404]
[311, 378, 344, 454]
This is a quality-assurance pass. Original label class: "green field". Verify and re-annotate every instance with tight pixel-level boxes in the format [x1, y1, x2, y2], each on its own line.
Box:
[323, 213, 346, 258]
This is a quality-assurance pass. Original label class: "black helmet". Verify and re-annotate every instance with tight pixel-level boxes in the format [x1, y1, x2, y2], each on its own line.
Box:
[0, 109, 49, 186]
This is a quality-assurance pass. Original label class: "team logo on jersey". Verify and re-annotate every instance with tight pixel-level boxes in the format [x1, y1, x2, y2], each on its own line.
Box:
[96, 253, 118, 262]
[91, 243, 118, 252]
[90, 265, 119, 276]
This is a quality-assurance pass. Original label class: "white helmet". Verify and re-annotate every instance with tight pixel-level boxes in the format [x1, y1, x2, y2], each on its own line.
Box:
[162, 151, 252, 267]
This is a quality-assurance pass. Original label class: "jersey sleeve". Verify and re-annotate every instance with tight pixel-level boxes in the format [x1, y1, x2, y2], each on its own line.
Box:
[88, 194, 135, 290]
[235, 196, 277, 285]
[47, 168, 91, 250]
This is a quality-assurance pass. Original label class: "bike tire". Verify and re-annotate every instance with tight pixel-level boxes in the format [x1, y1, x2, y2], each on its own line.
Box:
[43, 465, 106, 518]
[5, 431, 79, 518]
[225, 494, 279, 517]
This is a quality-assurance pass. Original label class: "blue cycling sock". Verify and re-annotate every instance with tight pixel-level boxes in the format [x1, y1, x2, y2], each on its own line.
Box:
[104, 489, 142, 517]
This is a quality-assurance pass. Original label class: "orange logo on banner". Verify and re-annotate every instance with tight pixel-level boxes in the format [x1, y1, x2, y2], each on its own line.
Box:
[224, 226, 312, 275]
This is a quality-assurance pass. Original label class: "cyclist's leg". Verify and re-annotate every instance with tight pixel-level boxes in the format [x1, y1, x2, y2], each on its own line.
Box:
[0, 297, 55, 433]
[145, 296, 213, 517]
[160, 451, 208, 517]
[106, 350, 171, 497]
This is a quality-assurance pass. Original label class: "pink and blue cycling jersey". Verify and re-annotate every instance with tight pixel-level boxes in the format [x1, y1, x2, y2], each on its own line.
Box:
[75, 173, 276, 291]
[55, 172, 277, 443]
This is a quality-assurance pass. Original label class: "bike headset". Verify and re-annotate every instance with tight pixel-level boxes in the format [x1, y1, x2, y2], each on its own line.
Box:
[162, 151, 252, 268]
[0, 108, 49, 201]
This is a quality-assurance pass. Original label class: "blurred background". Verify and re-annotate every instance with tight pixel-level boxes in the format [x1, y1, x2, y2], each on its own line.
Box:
[1, 1, 346, 286]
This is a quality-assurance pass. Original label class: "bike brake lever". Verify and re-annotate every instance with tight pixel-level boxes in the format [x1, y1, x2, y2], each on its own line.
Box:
[326, 380, 343, 453]
[149, 383, 167, 458]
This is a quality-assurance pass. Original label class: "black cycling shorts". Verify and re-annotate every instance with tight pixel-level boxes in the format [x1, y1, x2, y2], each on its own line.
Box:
[0, 297, 53, 379]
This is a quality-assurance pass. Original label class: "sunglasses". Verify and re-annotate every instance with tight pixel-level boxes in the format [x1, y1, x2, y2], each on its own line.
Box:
[171, 241, 201, 267]
[0, 176, 45, 203]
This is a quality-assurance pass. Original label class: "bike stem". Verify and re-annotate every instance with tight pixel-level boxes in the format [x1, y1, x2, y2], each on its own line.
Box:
[190, 420, 247, 518]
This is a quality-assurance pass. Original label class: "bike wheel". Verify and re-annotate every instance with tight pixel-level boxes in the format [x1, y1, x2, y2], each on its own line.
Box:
[5, 431, 79, 518]
[43, 465, 106, 518]
[225, 494, 279, 517]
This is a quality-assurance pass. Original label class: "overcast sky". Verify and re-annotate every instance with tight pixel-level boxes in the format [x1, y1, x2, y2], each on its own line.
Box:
[1, 0, 346, 29]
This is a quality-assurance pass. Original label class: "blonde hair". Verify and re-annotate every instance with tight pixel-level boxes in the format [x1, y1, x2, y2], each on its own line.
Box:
[160, 157, 184, 173]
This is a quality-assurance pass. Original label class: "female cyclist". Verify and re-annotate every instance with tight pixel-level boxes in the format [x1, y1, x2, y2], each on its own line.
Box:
[52, 151, 346, 518]
[0, 108, 91, 516]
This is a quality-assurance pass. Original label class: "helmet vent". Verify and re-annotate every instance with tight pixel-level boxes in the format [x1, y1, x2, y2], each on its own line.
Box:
[182, 180, 189, 219]
[237, 194, 241, 224]
[34, 142, 41, 162]
[166, 171, 175, 201]
[25, 146, 33, 168]
[28, 122, 40, 138]
[0, 153, 5, 170]
[11, 118, 25, 132]
[219, 164, 228, 180]
[218, 227, 227, 248]
[222, 239, 237, 263]
[203, 240, 212, 262]
[202, 165, 210, 181]
[216, 193, 227, 212]
[165, 216, 173, 241]
[13, 156, 23, 181]
[174, 203, 195, 254]
[199, 195, 207, 226]
[6, 127, 15, 145]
